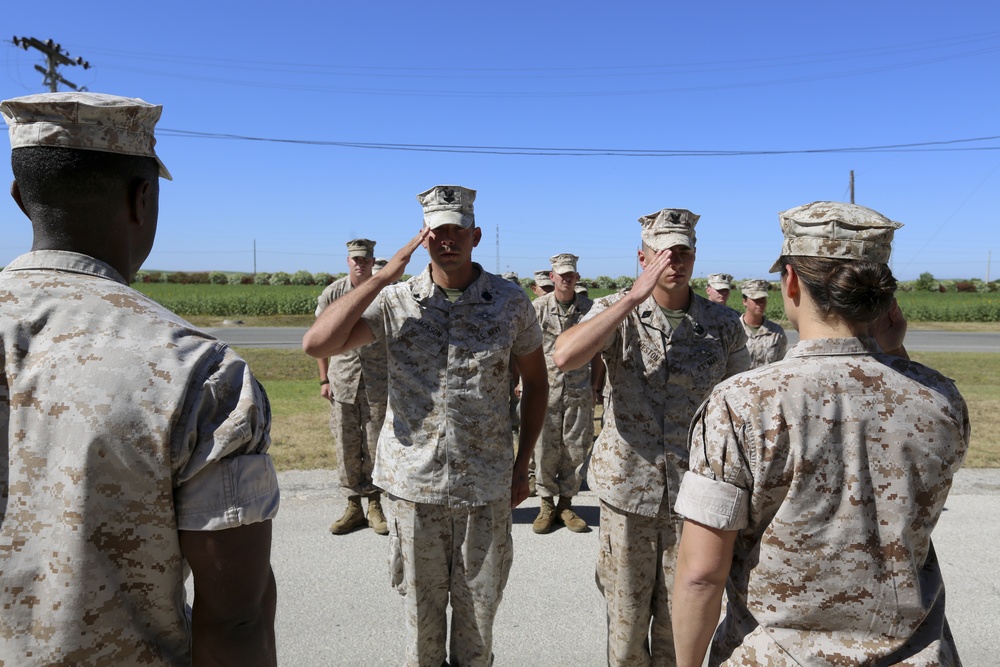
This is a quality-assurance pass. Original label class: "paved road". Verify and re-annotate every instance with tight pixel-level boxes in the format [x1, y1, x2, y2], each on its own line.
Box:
[205, 326, 1000, 353]
[255, 468, 999, 666]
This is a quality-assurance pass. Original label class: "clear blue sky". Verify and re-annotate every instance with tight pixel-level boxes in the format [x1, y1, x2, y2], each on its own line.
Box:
[3, 1, 999, 282]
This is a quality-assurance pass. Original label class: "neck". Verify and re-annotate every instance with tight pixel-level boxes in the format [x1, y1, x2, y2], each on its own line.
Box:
[431, 262, 479, 291]
[743, 312, 764, 327]
[652, 285, 691, 310]
[554, 287, 575, 303]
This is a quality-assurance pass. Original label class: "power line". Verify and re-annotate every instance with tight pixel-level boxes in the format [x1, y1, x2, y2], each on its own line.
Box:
[157, 128, 1000, 157]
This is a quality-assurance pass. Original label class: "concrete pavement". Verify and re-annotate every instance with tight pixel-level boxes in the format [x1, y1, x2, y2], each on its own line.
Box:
[263, 468, 999, 666]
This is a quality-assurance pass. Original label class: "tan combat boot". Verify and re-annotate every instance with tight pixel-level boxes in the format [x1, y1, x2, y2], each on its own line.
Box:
[329, 496, 366, 535]
[556, 496, 590, 533]
[533, 497, 556, 534]
[367, 493, 389, 535]
[527, 473, 537, 498]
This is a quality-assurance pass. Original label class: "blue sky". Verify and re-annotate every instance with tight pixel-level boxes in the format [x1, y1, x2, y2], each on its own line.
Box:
[2, 1, 999, 282]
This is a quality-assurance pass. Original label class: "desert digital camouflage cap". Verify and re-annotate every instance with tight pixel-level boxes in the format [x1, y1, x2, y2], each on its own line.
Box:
[574, 283, 588, 294]
[534, 270, 554, 287]
[639, 208, 699, 251]
[346, 238, 376, 258]
[549, 253, 579, 274]
[1, 91, 172, 180]
[770, 201, 902, 272]
[501, 271, 519, 283]
[707, 273, 734, 290]
[416, 185, 476, 229]
[740, 279, 770, 299]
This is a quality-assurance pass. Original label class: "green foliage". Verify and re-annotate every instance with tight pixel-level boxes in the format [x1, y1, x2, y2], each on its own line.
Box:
[253, 272, 272, 285]
[291, 270, 315, 286]
[914, 272, 937, 291]
[269, 271, 292, 286]
[133, 283, 320, 316]
[616, 276, 635, 289]
[593, 275, 616, 289]
[209, 271, 228, 285]
[313, 272, 333, 286]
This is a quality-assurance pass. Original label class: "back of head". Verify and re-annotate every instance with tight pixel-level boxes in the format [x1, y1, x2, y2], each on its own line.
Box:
[772, 201, 901, 324]
[3, 92, 167, 232]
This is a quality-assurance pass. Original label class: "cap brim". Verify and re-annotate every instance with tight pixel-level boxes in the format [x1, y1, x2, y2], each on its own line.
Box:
[768, 257, 783, 273]
[643, 232, 693, 252]
[424, 210, 473, 230]
[156, 157, 172, 181]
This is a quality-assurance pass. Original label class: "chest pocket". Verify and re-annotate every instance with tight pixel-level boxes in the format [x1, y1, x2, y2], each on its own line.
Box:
[394, 318, 447, 363]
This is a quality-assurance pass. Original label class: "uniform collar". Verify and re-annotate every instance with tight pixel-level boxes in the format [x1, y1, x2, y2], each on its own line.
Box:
[3, 250, 129, 285]
[787, 337, 880, 358]
[409, 262, 499, 306]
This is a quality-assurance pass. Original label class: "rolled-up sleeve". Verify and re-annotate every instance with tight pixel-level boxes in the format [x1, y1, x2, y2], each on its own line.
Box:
[173, 346, 280, 531]
[675, 390, 752, 530]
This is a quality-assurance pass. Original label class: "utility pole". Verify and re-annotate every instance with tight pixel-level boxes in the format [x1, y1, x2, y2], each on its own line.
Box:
[496, 225, 500, 273]
[849, 170, 855, 204]
[11, 37, 90, 92]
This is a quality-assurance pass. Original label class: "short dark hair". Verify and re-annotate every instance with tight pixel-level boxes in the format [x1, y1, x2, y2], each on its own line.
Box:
[12, 146, 158, 209]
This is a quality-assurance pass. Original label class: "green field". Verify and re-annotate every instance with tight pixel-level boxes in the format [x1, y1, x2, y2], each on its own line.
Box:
[239, 348, 1000, 472]
[135, 282, 1000, 323]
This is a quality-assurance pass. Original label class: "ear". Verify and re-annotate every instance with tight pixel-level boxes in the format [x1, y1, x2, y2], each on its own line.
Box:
[637, 247, 649, 269]
[782, 264, 801, 302]
[472, 226, 482, 247]
[10, 180, 29, 218]
[129, 179, 153, 225]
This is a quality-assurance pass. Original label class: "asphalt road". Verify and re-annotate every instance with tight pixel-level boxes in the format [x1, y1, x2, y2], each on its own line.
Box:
[205, 326, 1000, 353]
[258, 468, 999, 666]
[198, 324, 998, 664]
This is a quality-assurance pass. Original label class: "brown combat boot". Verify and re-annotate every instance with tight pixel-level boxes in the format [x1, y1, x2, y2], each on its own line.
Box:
[329, 496, 366, 535]
[367, 493, 389, 535]
[533, 497, 556, 534]
[556, 496, 590, 533]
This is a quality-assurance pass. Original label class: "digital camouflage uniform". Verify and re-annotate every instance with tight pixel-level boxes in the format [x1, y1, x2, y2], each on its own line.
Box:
[361, 263, 543, 667]
[0, 251, 280, 666]
[316, 275, 388, 497]
[584, 289, 749, 666]
[532, 290, 594, 499]
[740, 316, 787, 369]
[676, 337, 969, 666]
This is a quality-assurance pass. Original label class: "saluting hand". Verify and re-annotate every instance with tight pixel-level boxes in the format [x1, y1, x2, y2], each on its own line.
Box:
[629, 248, 675, 302]
[380, 227, 430, 284]
[871, 297, 909, 358]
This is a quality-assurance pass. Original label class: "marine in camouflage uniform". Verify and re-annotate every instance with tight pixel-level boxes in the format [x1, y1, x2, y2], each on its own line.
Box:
[315, 239, 390, 535]
[554, 208, 749, 666]
[531, 253, 596, 534]
[737, 279, 787, 369]
[303, 185, 547, 667]
[0, 92, 279, 666]
[672, 201, 968, 667]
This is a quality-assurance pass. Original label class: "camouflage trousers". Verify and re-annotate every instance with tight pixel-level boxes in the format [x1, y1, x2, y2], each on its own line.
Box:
[387, 497, 513, 667]
[535, 392, 594, 498]
[596, 500, 682, 667]
[329, 387, 386, 496]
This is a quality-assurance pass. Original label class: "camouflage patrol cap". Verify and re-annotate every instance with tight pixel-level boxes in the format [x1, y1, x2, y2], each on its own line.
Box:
[533, 270, 554, 287]
[740, 279, 770, 299]
[501, 271, 519, 283]
[372, 257, 389, 274]
[417, 185, 476, 229]
[1, 91, 172, 180]
[549, 253, 579, 274]
[574, 283, 588, 294]
[639, 208, 699, 251]
[346, 238, 376, 259]
[770, 201, 902, 272]
[707, 273, 734, 290]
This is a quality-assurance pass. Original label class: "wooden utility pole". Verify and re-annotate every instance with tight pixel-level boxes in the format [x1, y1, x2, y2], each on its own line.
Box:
[11, 37, 90, 92]
[849, 170, 855, 204]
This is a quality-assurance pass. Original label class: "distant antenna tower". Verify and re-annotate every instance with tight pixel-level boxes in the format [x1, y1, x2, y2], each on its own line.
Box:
[11, 36, 90, 92]
[496, 225, 500, 273]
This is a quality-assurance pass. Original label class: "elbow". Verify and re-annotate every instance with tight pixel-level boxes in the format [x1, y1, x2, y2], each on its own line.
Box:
[302, 331, 334, 359]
